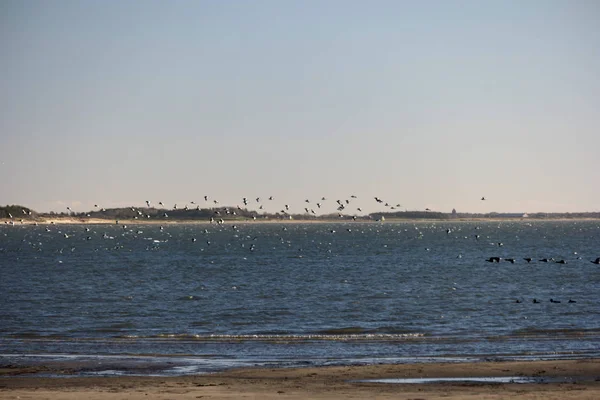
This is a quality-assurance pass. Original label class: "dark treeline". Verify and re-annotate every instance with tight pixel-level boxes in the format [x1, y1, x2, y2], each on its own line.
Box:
[0, 205, 36, 219]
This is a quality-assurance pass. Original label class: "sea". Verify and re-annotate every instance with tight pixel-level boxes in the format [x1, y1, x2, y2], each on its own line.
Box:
[1, 220, 599, 376]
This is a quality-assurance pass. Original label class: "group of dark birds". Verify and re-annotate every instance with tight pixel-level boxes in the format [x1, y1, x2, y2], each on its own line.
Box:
[489, 256, 599, 306]
[516, 298, 577, 304]
[486, 257, 600, 265]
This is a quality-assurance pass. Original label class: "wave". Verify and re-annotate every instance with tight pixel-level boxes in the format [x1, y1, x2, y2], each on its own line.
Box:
[114, 332, 426, 342]
[89, 323, 138, 333]
[508, 327, 600, 338]
[9, 325, 599, 343]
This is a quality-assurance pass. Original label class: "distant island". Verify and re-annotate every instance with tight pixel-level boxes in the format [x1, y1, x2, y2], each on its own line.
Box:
[2, 204, 600, 224]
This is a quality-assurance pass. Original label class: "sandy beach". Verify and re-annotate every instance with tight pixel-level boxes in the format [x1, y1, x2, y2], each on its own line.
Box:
[2, 359, 599, 399]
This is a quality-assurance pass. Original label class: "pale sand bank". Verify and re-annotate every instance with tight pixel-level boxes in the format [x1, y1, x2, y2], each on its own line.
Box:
[1, 359, 599, 399]
[3, 217, 600, 226]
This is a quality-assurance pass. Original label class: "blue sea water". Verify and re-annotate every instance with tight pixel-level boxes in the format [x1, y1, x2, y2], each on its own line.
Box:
[1, 220, 599, 375]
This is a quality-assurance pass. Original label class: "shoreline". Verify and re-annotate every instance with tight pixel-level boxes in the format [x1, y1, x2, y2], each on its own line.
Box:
[3, 217, 600, 225]
[1, 359, 599, 399]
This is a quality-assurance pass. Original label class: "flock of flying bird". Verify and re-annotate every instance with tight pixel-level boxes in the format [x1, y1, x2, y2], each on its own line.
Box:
[5, 194, 501, 224]
[129, 195, 405, 219]
[4, 194, 409, 224]
[2, 194, 499, 224]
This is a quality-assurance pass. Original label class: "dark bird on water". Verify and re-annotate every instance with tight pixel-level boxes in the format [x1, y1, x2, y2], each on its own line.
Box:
[591, 257, 600, 265]
[533, 299, 541, 303]
[568, 299, 576, 303]
[523, 257, 532, 263]
[486, 257, 501, 263]
[550, 298, 561, 303]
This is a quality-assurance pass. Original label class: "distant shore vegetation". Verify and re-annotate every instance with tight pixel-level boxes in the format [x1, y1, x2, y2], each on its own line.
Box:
[2, 204, 600, 222]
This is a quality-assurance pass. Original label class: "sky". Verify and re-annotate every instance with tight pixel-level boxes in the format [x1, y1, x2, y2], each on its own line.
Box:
[1, 1, 599, 215]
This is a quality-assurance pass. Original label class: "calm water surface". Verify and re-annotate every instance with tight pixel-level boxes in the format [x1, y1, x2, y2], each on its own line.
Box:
[1, 221, 599, 375]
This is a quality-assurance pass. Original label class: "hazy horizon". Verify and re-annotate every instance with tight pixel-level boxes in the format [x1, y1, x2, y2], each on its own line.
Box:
[2, 1, 598, 214]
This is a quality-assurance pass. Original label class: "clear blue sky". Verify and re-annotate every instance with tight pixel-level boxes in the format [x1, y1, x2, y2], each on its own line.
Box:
[1, 1, 599, 214]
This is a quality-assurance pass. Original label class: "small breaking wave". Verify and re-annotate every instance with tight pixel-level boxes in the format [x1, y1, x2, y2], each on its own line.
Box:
[116, 332, 426, 342]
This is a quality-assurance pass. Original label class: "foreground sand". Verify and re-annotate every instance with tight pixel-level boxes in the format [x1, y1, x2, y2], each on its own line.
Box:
[1, 359, 599, 399]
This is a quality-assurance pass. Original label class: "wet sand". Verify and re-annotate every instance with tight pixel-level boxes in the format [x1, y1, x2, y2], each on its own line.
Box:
[1, 359, 599, 399]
